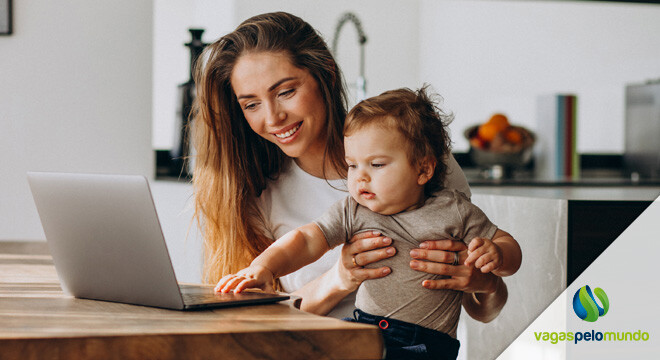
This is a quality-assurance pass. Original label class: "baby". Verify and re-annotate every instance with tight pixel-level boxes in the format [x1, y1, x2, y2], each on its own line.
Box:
[216, 86, 522, 360]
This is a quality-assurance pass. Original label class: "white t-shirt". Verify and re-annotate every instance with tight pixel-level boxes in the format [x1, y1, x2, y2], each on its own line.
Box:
[256, 154, 471, 319]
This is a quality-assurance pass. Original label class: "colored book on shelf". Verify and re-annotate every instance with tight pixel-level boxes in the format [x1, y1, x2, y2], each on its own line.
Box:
[570, 96, 580, 179]
[557, 95, 566, 178]
[563, 94, 579, 179]
[536, 94, 579, 180]
[563, 94, 580, 179]
[563, 95, 572, 178]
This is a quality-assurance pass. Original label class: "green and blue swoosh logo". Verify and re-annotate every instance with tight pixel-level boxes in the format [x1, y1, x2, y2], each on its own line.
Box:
[573, 285, 609, 322]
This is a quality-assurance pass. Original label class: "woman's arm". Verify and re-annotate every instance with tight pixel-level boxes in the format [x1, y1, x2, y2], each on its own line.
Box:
[292, 230, 396, 315]
[462, 276, 508, 323]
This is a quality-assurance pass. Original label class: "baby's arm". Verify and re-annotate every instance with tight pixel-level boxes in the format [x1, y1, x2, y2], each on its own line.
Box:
[215, 223, 330, 293]
[464, 229, 522, 277]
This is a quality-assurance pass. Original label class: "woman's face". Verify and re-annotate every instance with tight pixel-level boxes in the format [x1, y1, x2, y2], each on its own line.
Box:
[231, 51, 328, 163]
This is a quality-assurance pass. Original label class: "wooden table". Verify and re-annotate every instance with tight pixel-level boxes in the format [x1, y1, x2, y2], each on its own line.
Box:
[0, 242, 383, 360]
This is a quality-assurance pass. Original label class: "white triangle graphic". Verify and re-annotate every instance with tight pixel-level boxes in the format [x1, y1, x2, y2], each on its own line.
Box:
[497, 196, 660, 359]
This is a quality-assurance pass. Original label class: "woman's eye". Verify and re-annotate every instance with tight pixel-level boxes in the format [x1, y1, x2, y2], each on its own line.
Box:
[347, 164, 357, 169]
[278, 89, 295, 98]
[243, 102, 258, 111]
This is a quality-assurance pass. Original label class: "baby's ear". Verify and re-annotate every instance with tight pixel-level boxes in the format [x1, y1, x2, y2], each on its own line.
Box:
[417, 156, 436, 185]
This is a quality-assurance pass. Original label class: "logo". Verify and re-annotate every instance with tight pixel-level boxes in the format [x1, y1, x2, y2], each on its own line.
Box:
[535, 285, 650, 345]
[573, 285, 609, 322]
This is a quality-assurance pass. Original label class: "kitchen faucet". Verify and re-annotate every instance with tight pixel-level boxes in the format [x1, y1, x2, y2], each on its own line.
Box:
[332, 12, 368, 102]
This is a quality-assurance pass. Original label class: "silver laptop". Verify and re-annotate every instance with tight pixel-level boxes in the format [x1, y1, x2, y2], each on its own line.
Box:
[27, 171, 289, 310]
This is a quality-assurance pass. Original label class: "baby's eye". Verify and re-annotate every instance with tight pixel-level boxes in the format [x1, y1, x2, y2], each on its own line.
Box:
[347, 164, 357, 169]
[371, 163, 385, 168]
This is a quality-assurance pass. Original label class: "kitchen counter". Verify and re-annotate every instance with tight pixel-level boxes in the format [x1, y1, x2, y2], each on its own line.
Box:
[469, 177, 660, 188]
[459, 152, 660, 190]
[471, 184, 660, 201]
[0, 242, 383, 360]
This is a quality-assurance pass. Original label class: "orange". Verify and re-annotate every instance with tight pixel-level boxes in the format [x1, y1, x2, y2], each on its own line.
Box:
[470, 137, 485, 149]
[488, 113, 510, 132]
[504, 128, 522, 144]
[477, 122, 499, 142]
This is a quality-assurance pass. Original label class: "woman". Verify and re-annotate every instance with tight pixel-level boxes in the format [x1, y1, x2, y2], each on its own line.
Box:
[191, 11, 506, 321]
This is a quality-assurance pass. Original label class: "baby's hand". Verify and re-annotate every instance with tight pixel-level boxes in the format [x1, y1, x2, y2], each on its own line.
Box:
[214, 265, 274, 294]
[464, 237, 503, 273]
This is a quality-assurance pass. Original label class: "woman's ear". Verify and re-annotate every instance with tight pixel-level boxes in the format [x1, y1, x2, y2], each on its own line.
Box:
[417, 156, 437, 185]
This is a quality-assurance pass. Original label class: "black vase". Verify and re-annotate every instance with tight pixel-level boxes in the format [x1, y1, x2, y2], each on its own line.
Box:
[170, 29, 208, 178]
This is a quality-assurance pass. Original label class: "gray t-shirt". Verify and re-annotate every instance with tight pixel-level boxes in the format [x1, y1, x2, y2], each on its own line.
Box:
[314, 189, 498, 336]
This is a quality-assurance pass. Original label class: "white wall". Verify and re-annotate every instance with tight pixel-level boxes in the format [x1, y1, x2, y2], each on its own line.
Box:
[420, 0, 660, 152]
[152, 0, 235, 150]
[0, 1, 154, 240]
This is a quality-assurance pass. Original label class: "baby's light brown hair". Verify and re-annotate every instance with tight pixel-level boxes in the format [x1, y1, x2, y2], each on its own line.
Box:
[344, 85, 453, 196]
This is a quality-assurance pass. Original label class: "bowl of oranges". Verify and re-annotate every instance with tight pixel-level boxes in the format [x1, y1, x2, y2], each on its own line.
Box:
[464, 113, 535, 168]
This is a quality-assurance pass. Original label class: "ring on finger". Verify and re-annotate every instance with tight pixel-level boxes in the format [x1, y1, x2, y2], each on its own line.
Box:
[451, 251, 460, 266]
[352, 255, 361, 267]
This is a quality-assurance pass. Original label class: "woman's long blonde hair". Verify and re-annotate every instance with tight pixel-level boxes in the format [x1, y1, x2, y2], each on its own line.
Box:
[190, 12, 348, 284]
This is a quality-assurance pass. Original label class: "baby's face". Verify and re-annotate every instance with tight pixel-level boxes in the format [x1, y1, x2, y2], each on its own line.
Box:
[344, 122, 426, 215]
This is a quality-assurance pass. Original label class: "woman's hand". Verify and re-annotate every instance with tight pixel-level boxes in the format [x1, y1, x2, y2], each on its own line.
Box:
[338, 230, 396, 292]
[409, 239, 498, 293]
[409, 239, 507, 323]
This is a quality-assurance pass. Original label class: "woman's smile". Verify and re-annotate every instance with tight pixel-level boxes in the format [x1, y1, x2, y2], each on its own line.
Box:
[272, 121, 303, 141]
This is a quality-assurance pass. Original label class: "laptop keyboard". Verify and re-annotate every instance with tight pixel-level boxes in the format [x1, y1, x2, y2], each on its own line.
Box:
[182, 292, 228, 304]
[180, 284, 226, 304]
[178, 284, 289, 307]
